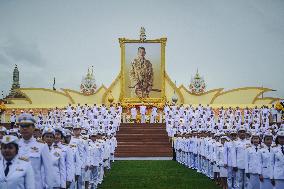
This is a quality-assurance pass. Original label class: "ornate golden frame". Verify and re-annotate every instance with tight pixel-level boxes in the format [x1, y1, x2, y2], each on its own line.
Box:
[119, 37, 167, 105]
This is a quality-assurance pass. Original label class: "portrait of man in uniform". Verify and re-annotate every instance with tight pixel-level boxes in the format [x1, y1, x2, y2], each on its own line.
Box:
[129, 47, 154, 98]
[121, 39, 166, 102]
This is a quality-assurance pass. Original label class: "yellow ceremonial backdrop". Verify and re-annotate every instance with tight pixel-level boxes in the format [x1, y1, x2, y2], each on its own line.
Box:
[119, 38, 166, 105]
[2, 35, 282, 112]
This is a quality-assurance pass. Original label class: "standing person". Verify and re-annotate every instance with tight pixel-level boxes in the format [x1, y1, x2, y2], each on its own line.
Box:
[217, 135, 229, 189]
[17, 113, 54, 189]
[140, 103, 147, 123]
[10, 110, 17, 129]
[42, 127, 66, 189]
[54, 127, 75, 188]
[245, 132, 262, 189]
[0, 135, 35, 189]
[130, 106, 137, 123]
[234, 127, 250, 189]
[150, 106, 158, 123]
[270, 104, 278, 123]
[88, 131, 103, 189]
[69, 124, 88, 189]
[259, 131, 274, 189]
[271, 130, 284, 189]
[224, 130, 237, 189]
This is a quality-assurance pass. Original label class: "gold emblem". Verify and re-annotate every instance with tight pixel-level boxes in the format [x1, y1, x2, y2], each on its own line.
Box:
[53, 152, 60, 157]
[6, 136, 10, 143]
[19, 156, 29, 162]
[31, 146, 39, 152]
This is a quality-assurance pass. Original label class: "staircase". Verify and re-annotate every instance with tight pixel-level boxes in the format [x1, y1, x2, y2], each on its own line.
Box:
[115, 123, 173, 157]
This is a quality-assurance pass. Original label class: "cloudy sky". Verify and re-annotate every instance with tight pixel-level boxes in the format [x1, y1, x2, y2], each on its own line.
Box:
[0, 0, 283, 98]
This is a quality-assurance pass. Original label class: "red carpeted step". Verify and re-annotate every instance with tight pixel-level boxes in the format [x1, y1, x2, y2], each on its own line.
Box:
[115, 123, 173, 158]
[115, 152, 173, 157]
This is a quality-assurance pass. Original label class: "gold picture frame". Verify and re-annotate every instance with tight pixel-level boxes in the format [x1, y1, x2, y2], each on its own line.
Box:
[119, 37, 167, 105]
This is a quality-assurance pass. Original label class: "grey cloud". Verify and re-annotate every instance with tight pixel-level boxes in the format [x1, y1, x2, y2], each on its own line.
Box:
[0, 37, 45, 66]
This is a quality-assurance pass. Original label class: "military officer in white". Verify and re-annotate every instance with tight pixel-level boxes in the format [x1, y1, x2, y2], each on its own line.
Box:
[69, 124, 88, 189]
[88, 130, 103, 189]
[130, 106, 137, 123]
[17, 113, 54, 189]
[54, 127, 75, 188]
[0, 135, 35, 189]
[272, 130, 284, 189]
[259, 131, 274, 189]
[224, 130, 237, 189]
[10, 110, 17, 129]
[150, 106, 158, 123]
[233, 126, 250, 189]
[245, 132, 262, 189]
[42, 127, 66, 189]
[140, 104, 147, 123]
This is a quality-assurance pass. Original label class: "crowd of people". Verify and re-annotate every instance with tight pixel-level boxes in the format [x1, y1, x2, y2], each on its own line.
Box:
[167, 105, 284, 189]
[0, 104, 120, 189]
[1, 103, 284, 189]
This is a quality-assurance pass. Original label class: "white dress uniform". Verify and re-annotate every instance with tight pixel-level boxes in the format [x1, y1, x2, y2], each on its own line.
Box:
[140, 105, 147, 123]
[224, 138, 237, 189]
[0, 156, 35, 189]
[18, 137, 54, 189]
[69, 135, 87, 189]
[54, 142, 75, 183]
[130, 108, 137, 120]
[0, 135, 35, 189]
[88, 139, 103, 188]
[272, 144, 284, 189]
[259, 145, 273, 189]
[234, 138, 250, 189]
[245, 144, 262, 189]
[216, 141, 227, 178]
[150, 107, 158, 123]
[48, 145, 66, 188]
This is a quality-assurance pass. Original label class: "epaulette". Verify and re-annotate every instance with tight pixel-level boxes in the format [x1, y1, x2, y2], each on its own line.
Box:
[246, 144, 252, 148]
[271, 144, 277, 148]
[36, 139, 45, 143]
[19, 156, 29, 162]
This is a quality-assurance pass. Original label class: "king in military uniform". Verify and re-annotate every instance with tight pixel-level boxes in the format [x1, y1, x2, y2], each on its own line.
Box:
[129, 47, 153, 98]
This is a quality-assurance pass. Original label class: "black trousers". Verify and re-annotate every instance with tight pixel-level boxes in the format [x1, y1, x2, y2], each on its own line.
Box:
[10, 122, 15, 129]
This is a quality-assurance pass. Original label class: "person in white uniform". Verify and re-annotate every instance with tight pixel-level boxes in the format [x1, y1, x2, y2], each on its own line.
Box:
[17, 113, 54, 189]
[272, 130, 284, 189]
[245, 131, 261, 189]
[130, 106, 137, 123]
[0, 135, 35, 189]
[42, 127, 66, 189]
[259, 131, 274, 189]
[140, 104, 147, 123]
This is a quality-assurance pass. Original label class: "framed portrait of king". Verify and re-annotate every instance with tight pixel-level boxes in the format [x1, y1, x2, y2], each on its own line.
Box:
[119, 37, 167, 104]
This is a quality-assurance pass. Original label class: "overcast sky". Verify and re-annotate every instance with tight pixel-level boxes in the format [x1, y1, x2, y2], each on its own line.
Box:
[0, 0, 283, 98]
